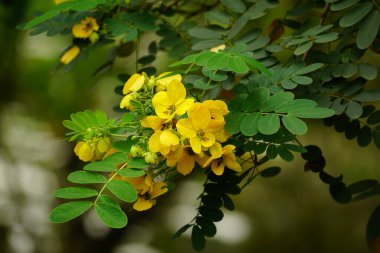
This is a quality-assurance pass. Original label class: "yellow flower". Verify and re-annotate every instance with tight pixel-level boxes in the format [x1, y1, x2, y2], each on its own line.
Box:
[210, 44, 226, 52]
[122, 73, 147, 94]
[202, 100, 229, 121]
[176, 103, 224, 154]
[60, 46, 80, 65]
[72, 17, 99, 39]
[141, 116, 179, 155]
[155, 72, 182, 91]
[152, 79, 194, 121]
[126, 173, 168, 211]
[166, 146, 196, 175]
[74, 141, 95, 162]
[204, 144, 241, 175]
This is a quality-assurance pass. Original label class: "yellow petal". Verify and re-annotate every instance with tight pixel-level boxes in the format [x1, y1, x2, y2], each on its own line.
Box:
[60, 46, 80, 64]
[176, 118, 197, 138]
[141, 116, 165, 131]
[78, 142, 95, 162]
[156, 72, 182, 88]
[151, 182, 168, 198]
[167, 79, 186, 105]
[160, 130, 179, 147]
[209, 142, 223, 158]
[152, 92, 173, 119]
[133, 199, 155, 211]
[148, 131, 162, 153]
[119, 93, 133, 109]
[177, 152, 196, 175]
[190, 137, 202, 154]
[189, 104, 211, 130]
[205, 119, 225, 133]
[175, 98, 194, 116]
[211, 160, 225, 176]
[123, 73, 145, 94]
[224, 156, 242, 172]
[202, 100, 229, 119]
[201, 132, 215, 148]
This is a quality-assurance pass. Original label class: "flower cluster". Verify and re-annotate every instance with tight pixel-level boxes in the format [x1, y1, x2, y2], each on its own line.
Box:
[74, 137, 112, 162]
[60, 16, 99, 65]
[120, 72, 241, 176]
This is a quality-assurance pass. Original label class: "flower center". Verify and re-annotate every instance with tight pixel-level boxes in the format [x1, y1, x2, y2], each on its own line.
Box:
[166, 105, 176, 115]
[84, 22, 94, 32]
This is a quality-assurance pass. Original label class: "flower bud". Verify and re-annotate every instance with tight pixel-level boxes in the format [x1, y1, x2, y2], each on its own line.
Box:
[96, 137, 111, 153]
[144, 152, 158, 164]
[130, 145, 143, 157]
[89, 32, 99, 43]
[74, 141, 95, 162]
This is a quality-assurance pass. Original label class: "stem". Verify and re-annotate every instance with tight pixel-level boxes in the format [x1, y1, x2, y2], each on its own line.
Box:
[94, 162, 128, 204]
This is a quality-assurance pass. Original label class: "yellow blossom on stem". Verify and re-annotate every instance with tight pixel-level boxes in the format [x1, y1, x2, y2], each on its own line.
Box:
[176, 103, 224, 154]
[155, 72, 182, 91]
[204, 143, 241, 175]
[74, 141, 95, 162]
[72, 17, 99, 39]
[202, 100, 229, 121]
[152, 79, 194, 121]
[125, 173, 168, 211]
[122, 73, 147, 94]
[60, 46, 80, 65]
[166, 146, 198, 175]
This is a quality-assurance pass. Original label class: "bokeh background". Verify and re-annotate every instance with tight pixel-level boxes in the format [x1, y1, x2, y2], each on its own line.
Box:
[0, 1, 379, 253]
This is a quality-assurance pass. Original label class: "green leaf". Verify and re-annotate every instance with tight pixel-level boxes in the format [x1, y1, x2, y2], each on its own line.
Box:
[367, 111, 380, 125]
[291, 75, 313, 85]
[357, 10, 380, 49]
[188, 27, 222, 39]
[227, 55, 249, 73]
[347, 180, 378, 194]
[113, 139, 133, 152]
[95, 202, 128, 229]
[205, 10, 232, 25]
[260, 167, 281, 177]
[127, 157, 148, 169]
[293, 63, 323, 75]
[63, 120, 84, 132]
[225, 112, 244, 134]
[97, 194, 121, 209]
[67, 171, 107, 184]
[278, 146, 294, 161]
[329, 183, 352, 204]
[206, 53, 229, 70]
[240, 113, 261, 136]
[192, 40, 224, 51]
[172, 224, 193, 240]
[261, 92, 294, 112]
[359, 64, 378, 80]
[107, 180, 137, 203]
[237, 54, 272, 76]
[276, 99, 317, 113]
[330, 0, 360, 11]
[117, 168, 146, 178]
[353, 89, 380, 102]
[339, 2, 373, 27]
[54, 187, 98, 199]
[367, 204, 380, 243]
[281, 79, 298, 89]
[314, 32, 339, 43]
[294, 41, 313, 56]
[220, 0, 246, 13]
[196, 217, 217, 237]
[282, 115, 308, 135]
[290, 107, 335, 118]
[103, 152, 128, 165]
[192, 226, 206, 251]
[22, 10, 60, 30]
[50, 201, 93, 223]
[121, 113, 136, 124]
[345, 101, 363, 119]
[95, 111, 108, 127]
[357, 126, 372, 147]
[228, 15, 249, 39]
[84, 161, 117, 172]
[258, 113, 280, 135]
[243, 87, 270, 112]
[266, 144, 278, 159]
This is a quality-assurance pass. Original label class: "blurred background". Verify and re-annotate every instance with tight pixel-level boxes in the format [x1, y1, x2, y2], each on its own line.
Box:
[0, 1, 379, 253]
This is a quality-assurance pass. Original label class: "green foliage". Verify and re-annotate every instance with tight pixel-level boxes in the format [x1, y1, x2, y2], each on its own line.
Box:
[22, 0, 380, 251]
